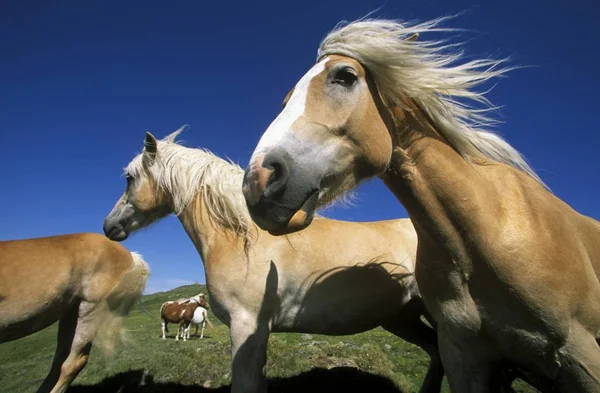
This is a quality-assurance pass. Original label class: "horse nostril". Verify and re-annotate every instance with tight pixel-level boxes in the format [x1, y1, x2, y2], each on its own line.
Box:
[263, 152, 290, 198]
[266, 162, 283, 186]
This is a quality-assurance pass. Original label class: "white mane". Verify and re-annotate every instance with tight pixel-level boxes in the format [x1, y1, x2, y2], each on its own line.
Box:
[317, 17, 547, 188]
[125, 129, 251, 237]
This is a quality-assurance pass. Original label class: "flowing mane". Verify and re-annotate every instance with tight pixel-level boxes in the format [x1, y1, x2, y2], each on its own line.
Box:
[125, 129, 252, 237]
[317, 17, 547, 188]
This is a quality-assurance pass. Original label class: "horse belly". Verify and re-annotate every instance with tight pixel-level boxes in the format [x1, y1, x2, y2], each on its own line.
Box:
[274, 288, 408, 335]
[0, 299, 73, 343]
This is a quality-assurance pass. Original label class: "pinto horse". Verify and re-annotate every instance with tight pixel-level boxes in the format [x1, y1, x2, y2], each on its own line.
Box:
[242, 17, 600, 393]
[0, 233, 149, 393]
[103, 128, 444, 393]
[160, 294, 208, 341]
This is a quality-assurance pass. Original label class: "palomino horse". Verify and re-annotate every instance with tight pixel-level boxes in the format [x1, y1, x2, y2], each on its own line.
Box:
[185, 305, 213, 340]
[0, 233, 149, 393]
[160, 294, 209, 341]
[241, 17, 600, 392]
[103, 128, 444, 393]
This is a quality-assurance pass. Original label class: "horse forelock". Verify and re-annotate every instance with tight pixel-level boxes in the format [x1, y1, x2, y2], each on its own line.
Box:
[316, 17, 547, 190]
[124, 133, 253, 237]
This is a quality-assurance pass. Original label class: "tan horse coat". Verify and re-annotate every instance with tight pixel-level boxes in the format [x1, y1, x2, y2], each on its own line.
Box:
[0, 233, 149, 393]
[241, 19, 600, 393]
[103, 132, 443, 393]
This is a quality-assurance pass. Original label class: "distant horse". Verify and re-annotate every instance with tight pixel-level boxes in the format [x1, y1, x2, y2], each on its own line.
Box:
[241, 17, 600, 393]
[0, 233, 149, 393]
[175, 293, 206, 305]
[160, 295, 208, 341]
[103, 128, 443, 393]
[185, 306, 213, 339]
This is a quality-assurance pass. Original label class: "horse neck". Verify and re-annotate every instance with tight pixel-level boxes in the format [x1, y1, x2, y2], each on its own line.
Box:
[379, 108, 495, 274]
[176, 193, 245, 266]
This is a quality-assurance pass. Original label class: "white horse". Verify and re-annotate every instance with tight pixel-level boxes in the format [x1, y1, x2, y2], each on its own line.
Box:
[103, 128, 444, 393]
[184, 306, 212, 339]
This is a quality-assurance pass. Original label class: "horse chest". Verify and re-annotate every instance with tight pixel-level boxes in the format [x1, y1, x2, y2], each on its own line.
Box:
[415, 254, 482, 335]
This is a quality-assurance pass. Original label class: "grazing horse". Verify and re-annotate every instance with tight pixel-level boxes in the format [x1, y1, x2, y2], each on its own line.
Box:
[241, 17, 600, 393]
[160, 295, 208, 341]
[0, 233, 149, 393]
[185, 306, 213, 339]
[103, 128, 444, 393]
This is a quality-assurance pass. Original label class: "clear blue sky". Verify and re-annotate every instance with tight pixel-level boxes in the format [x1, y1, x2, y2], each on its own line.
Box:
[1, 0, 598, 294]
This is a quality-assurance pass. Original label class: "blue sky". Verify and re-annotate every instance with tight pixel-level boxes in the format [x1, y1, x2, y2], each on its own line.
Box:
[1, 0, 598, 294]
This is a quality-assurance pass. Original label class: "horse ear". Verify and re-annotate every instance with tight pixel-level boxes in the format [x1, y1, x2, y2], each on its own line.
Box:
[282, 88, 295, 108]
[407, 33, 419, 42]
[165, 124, 189, 143]
[144, 132, 158, 162]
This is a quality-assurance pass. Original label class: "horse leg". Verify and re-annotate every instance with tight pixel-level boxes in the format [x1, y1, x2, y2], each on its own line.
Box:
[36, 303, 79, 393]
[195, 323, 199, 338]
[554, 322, 600, 392]
[438, 330, 497, 393]
[200, 320, 205, 339]
[230, 315, 270, 393]
[382, 298, 444, 393]
[45, 301, 105, 393]
[181, 321, 188, 342]
[161, 320, 167, 339]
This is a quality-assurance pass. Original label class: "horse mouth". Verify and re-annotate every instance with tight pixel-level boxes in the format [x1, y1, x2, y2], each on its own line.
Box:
[105, 225, 129, 241]
[268, 190, 319, 236]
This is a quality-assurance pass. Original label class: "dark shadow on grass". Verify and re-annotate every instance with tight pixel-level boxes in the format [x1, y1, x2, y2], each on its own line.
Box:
[68, 366, 404, 393]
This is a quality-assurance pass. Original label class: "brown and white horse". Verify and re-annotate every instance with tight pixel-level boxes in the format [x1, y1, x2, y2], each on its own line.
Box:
[242, 17, 600, 393]
[103, 129, 443, 393]
[0, 233, 149, 393]
[160, 294, 209, 341]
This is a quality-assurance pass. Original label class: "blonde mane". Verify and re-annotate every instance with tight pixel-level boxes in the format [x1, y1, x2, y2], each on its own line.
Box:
[125, 129, 251, 237]
[317, 17, 547, 188]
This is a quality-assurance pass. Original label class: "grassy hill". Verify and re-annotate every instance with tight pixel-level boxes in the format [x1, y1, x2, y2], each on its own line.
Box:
[0, 284, 538, 392]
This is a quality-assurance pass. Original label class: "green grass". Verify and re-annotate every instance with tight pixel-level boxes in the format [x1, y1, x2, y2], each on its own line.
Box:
[0, 284, 538, 392]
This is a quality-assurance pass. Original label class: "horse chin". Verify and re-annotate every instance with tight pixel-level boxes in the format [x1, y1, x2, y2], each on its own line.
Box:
[105, 226, 129, 242]
[268, 191, 318, 236]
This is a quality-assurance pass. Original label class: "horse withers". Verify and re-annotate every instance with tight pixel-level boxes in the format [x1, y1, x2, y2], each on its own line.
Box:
[0, 233, 149, 393]
[160, 294, 209, 341]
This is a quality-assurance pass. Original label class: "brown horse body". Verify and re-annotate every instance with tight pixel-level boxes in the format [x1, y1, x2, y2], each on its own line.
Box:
[0, 232, 149, 393]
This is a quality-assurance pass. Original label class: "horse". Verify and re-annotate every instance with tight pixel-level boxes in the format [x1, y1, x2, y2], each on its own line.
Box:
[102, 128, 444, 393]
[160, 294, 209, 341]
[241, 17, 600, 393]
[176, 293, 207, 305]
[0, 233, 149, 393]
[185, 306, 213, 340]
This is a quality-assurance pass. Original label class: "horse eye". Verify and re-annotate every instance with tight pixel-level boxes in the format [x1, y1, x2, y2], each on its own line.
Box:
[125, 173, 133, 184]
[332, 68, 358, 87]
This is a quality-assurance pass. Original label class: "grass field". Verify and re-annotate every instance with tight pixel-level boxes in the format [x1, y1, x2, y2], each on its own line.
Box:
[0, 284, 538, 393]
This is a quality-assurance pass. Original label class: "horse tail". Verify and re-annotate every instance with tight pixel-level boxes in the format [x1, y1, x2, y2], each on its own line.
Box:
[204, 309, 214, 328]
[95, 251, 150, 355]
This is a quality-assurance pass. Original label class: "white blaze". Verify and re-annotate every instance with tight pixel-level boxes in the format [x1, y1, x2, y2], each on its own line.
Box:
[252, 58, 329, 157]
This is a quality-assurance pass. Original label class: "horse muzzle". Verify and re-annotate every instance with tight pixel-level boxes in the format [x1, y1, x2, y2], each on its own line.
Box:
[242, 148, 320, 235]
